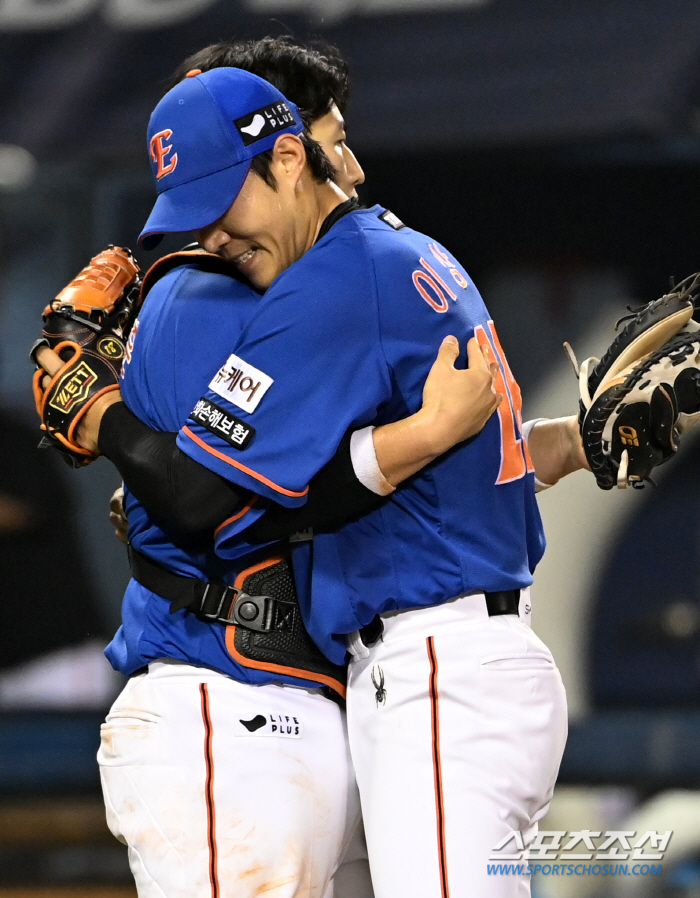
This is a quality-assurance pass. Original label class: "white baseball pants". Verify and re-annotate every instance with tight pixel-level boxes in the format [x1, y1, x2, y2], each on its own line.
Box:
[98, 660, 372, 898]
[346, 591, 568, 898]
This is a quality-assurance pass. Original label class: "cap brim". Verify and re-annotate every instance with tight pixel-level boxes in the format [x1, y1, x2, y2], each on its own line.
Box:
[138, 159, 252, 251]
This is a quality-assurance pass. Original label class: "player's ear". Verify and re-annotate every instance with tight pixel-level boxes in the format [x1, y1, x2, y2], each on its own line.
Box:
[270, 134, 306, 188]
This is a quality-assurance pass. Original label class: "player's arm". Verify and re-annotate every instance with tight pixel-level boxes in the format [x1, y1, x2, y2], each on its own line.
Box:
[36, 335, 499, 536]
[523, 416, 590, 489]
[370, 336, 500, 487]
[97, 403, 381, 536]
[98, 334, 498, 536]
[246, 335, 500, 539]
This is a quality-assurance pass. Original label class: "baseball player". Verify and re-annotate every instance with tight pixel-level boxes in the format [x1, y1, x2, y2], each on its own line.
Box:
[37, 64, 588, 898]
[36, 46, 502, 898]
[133, 67, 578, 898]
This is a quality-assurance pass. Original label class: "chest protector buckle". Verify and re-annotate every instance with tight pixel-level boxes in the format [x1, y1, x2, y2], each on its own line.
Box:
[225, 557, 347, 697]
[127, 545, 346, 697]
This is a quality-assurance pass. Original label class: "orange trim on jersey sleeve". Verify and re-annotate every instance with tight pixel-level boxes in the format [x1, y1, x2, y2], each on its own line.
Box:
[223, 557, 347, 699]
[181, 425, 309, 499]
[214, 496, 259, 537]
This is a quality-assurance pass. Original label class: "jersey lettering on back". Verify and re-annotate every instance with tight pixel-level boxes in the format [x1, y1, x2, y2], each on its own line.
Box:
[411, 243, 470, 313]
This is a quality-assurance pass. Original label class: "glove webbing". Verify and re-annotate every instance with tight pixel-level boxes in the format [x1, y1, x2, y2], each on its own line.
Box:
[583, 330, 700, 488]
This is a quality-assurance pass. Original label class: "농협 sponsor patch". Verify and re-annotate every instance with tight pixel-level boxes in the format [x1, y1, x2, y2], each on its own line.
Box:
[234, 713, 303, 738]
[209, 353, 272, 413]
[190, 398, 255, 450]
[235, 102, 298, 146]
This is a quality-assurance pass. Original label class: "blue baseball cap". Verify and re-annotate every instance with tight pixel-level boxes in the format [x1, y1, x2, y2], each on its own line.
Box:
[139, 67, 304, 250]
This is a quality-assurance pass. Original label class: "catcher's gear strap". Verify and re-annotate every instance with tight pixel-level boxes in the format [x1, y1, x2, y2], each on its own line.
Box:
[139, 249, 249, 308]
[127, 545, 347, 697]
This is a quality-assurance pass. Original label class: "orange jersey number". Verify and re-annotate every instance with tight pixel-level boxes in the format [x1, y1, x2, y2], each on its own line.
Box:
[474, 321, 534, 485]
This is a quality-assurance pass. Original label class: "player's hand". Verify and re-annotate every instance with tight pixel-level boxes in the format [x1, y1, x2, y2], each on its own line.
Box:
[110, 486, 129, 544]
[34, 345, 123, 455]
[419, 336, 502, 454]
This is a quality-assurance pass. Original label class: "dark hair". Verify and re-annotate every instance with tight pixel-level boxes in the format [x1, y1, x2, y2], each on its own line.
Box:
[171, 36, 347, 187]
[250, 133, 336, 187]
[171, 36, 349, 128]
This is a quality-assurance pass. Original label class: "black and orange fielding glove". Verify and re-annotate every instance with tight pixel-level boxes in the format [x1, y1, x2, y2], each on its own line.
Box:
[30, 246, 142, 467]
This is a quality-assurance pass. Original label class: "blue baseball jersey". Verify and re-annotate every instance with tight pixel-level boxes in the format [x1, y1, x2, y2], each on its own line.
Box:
[105, 262, 324, 688]
[179, 205, 546, 664]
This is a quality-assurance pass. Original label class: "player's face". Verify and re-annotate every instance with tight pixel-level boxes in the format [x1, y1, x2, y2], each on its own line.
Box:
[196, 157, 309, 290]
[307, 103, 364, 199]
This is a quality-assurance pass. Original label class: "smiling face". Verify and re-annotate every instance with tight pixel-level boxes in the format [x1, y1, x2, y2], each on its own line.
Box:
[195, 133, 344, 290]
[196, 168, 302, 290]
[307, 103, 364, 198]
[194, 105, 362, 291]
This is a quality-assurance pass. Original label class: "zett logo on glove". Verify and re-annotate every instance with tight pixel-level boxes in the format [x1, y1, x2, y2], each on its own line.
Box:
[48, 362, 97, 414]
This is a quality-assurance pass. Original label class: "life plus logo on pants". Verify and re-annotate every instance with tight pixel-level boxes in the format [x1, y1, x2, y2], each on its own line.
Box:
[235, 713, 303, 738]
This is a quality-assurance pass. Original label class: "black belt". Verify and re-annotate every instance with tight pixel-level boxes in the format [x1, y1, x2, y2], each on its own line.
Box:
[485, 588, 521, 616]
[359, 589, 521, 648]
[128, 544, 283, 631]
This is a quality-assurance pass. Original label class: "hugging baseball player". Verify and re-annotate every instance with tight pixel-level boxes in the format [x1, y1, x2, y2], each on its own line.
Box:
[66, 29, 700, 896]
[33, 40, 507, 898]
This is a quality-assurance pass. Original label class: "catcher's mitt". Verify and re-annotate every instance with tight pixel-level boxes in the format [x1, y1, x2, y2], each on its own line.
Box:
[566, 272, 700, 490]
[31, 246, 142, 467]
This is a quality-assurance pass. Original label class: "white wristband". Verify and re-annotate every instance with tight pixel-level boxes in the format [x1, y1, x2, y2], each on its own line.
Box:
[521, 418, 554, 493]
[350, 426, 396, 496]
